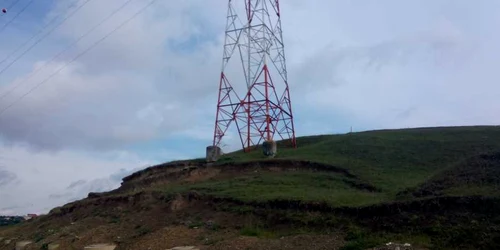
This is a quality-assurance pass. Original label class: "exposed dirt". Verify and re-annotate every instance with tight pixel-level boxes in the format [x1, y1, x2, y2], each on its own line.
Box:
[122, 159, 358, 186]
[111, 159, 379, 197]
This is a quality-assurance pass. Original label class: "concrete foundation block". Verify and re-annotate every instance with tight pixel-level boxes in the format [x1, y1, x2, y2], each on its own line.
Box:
[206, 145, 222, 162]
[262, 140, 277, 157]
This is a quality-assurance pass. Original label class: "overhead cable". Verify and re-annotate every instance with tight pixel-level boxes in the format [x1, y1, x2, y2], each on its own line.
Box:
[0, 0, 159, 117]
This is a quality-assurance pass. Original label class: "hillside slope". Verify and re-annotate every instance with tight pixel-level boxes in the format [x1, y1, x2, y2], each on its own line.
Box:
[223, 125, 500, 192]
[2, 126, 500, 250]
[399, 151, 500, 198]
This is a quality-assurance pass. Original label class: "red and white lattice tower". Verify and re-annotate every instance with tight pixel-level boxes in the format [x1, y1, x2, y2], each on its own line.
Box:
[213, 0, 296, 152]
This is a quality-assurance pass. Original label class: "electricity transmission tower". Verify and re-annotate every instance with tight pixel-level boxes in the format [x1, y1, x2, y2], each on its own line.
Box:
[212, 0, 296, 152]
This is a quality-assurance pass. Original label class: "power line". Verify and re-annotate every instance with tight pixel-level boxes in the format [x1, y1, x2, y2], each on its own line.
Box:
[0, 0, 80, 67]
[0, 0, 35, 33]
[0, 0, 28, 31]
[0, 0, 92, 100]
[3, 0, 22, 12]
[0, 0, 135, 101]
[0, 0, 21, 16]
[0, 0, 93, 82]
[0, 0, 159, 117]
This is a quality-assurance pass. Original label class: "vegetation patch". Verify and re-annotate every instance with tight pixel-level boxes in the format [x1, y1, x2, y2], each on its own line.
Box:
[224, 126, 500, 193]
[162, 171, 387, 207]
[399, 151, 500, 199]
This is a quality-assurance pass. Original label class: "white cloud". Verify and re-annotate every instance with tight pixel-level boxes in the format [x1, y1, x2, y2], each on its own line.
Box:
[287, 4, 500, 130]
[0, 0, 223, 151]
[0, 144, 155, 215]
[0, 169, 18, 187]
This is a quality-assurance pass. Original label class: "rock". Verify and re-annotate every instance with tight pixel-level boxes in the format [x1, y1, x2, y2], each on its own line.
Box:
[377, 242, 413, 250]
[48, 243, 60, 250]
[186, 191, 201, 200]
[84, 243, 117, 250]
[15, 240, 32, 250]
[205, 220, 214, 229]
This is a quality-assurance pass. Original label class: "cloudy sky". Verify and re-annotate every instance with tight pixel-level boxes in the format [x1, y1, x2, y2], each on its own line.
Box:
[0, 0, 499, 215]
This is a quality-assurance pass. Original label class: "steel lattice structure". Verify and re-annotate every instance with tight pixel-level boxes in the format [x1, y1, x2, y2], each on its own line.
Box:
[213, 0, 296, 152]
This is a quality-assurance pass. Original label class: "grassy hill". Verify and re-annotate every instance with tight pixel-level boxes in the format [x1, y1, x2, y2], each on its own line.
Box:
[2, 126, 500, 250]
[221, 125, 500, 194]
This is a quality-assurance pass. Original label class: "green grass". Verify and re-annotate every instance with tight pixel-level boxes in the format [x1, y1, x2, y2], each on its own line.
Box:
[222, 126, 500, 194]
[402, 151, 500, 198]
[444, 185, 500, 197]
[163, 171, 388, 207]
